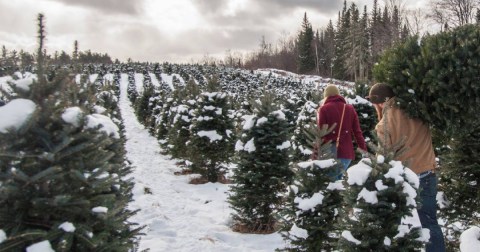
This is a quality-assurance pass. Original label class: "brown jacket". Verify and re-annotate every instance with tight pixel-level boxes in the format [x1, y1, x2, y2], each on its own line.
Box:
[375, 98, 436, 174]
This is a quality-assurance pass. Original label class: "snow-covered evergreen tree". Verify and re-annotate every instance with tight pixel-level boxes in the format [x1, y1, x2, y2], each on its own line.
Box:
[188, 77, 234, 182]
[134, 70, 154, 124]
[229, 93, 294, 233]
[167, 79, 199, 160]
[126, 67, 137, 104]
[337, 147, 427, 251]
[155, 96, 176, 144]
[291, 101, 319, 162]
[280, 124, 344, 251]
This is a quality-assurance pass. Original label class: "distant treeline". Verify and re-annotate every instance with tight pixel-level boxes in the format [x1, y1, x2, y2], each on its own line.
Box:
[236, 0, 409, 82]
[234, 0, 480, 82]
[0, 40, 112, 75]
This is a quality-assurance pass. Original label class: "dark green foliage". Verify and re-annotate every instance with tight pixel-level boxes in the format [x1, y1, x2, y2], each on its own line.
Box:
[372, 35, 425, 120]
[374, 25, 480, 136]
[279, 124, 344, 252]
[188, 89, 234, 182]
[439, 129, 480, 250]
[280, 95, 302, 131]
[126, 70, 137, 104]
[134, 70, 155, 125]
[145, 89, 163, 135]
[228, 93, 294, 233]
[297, 13, 315, 74]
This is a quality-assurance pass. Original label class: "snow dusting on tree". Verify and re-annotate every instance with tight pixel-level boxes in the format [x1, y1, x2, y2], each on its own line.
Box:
[62, 106, 83, 127]
[0, 99, 36, 133]
[25, 240, 54, 252]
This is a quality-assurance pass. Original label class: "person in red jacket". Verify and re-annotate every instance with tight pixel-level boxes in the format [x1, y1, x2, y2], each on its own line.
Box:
[317, 84, 367, 179]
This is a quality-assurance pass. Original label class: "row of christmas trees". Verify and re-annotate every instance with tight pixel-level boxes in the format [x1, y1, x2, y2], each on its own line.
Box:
[125, 52, 479, 250]
[124, 67, 433, 250]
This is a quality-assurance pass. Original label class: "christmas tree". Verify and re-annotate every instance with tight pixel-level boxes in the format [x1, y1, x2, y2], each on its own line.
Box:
[228, 92, 294, 233]
[187, 77, 234, 182]
[337, 135, 427, 251]
[166, 79, 199, 161]
[290, 100, 319, 162]
[280, 123, 344, 251]
[134, 69, 154, 125]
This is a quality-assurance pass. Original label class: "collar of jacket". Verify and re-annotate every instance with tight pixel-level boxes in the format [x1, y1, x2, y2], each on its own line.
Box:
[324, 95, 346, 105]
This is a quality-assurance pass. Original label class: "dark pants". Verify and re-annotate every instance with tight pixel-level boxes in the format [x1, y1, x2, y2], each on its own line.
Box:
[418, 173, 445, 252]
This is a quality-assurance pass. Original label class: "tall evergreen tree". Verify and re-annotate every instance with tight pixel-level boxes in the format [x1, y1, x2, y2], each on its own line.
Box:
[345, 3, 361, 81]
[297, 12, 315, 74]
[229, 93, 293, 233]
[333, 0, 351, 80]
[323, 20, 336, 78]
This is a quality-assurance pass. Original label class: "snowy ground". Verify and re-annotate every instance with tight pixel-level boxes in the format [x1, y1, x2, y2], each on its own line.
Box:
[119, 74, 285, 252]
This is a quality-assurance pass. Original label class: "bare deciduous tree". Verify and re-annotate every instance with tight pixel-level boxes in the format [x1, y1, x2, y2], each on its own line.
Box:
[428, 0, 479, 28]
[405, 8, 428, 35]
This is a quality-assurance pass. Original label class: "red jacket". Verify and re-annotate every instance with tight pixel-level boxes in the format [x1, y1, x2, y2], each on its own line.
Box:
[317, 95, 367, 160]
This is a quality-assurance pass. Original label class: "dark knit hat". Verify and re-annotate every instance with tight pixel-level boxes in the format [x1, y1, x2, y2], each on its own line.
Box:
[323, 84, 340, 98]
[367, 83, 395, 104]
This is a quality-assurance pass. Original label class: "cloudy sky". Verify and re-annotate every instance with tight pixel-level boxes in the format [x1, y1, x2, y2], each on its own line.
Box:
[0, 0, 428, 63]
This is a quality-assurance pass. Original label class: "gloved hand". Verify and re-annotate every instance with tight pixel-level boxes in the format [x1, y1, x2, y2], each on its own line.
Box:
[357, 148, 368, 158]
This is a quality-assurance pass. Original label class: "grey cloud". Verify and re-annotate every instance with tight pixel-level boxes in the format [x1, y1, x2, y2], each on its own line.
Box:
[260, 0, 342, 12]
[253, 0, 343, 19]
[45, 0, 142, 15]
[104, 23, 276, 62]
[191, 0, 342, 32]
[190, 0, 229, 15]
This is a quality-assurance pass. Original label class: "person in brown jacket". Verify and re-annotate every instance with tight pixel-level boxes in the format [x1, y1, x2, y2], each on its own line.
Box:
[368, 83, 445, 252]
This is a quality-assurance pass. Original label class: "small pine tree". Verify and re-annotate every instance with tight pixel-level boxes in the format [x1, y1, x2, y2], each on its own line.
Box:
[134, 70, 154, 125]
[228, 93, 294, 233]
[145, 88, 163, 135]
[126, 68, 138, 104]
[337, 138, 426, 251]
[279, 123, 344, 251]
[188, 86, 234, 182]
[291, 101, 319, 162]
[345, 84, 377, 156]
[166, 79, 200, 160]
[155, 96, 176, 144]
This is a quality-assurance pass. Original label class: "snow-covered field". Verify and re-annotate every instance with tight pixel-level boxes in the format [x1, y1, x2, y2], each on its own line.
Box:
[1, 70, 479, 251]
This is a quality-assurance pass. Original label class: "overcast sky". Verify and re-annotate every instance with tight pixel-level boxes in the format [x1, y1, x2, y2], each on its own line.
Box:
[0, 0, 428, 63]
